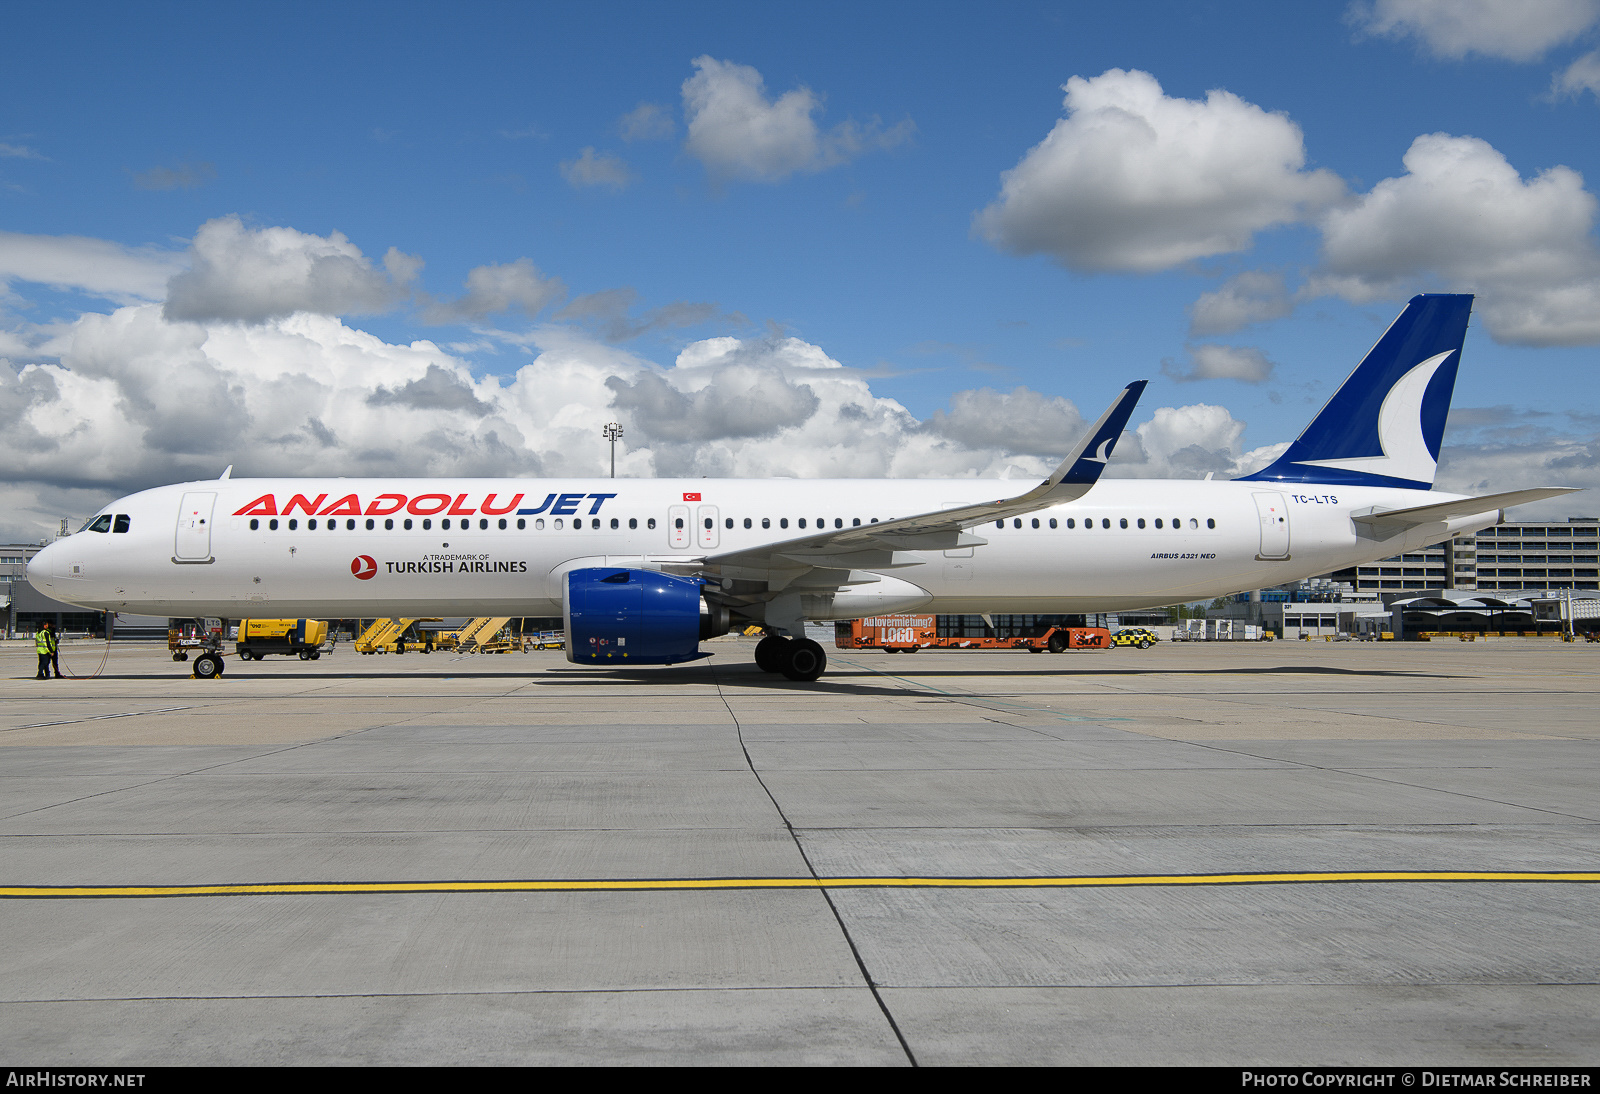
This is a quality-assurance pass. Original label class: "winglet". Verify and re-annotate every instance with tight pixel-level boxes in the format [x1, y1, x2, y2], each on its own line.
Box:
[1049, 380, 1147, 490]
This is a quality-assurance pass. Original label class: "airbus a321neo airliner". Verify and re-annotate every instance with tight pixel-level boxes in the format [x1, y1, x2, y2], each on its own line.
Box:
[27, 294, 1576, 681]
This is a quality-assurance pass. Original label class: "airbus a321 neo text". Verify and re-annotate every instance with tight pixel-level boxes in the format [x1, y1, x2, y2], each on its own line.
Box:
[28, 295, 1576, 682]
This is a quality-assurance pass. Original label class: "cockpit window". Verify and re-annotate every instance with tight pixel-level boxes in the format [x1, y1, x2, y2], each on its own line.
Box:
[113, 514, 131, 533]
[84, 515, 113, 533]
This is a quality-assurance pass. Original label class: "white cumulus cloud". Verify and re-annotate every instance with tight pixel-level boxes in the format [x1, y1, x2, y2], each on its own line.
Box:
[421, 258, 566, 324]
[974, 69, 1343, 273]
[1188, 271, 1294, 336]
[1122, 404, 1287, 480]
[1309, 132, 1600, 345]
[163, 216, 407, 325]
[681, 56, 912, 184]
[0, 295, 1123, 538]
[1349, 0, 1600, 62]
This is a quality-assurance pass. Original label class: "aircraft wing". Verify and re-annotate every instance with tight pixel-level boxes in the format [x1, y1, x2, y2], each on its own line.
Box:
[1351, 487, 1582, 532]
[696, 380, 1147, 596]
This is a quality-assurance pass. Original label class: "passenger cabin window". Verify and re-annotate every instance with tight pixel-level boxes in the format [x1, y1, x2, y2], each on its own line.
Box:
[628, 518, 637, 529]
[1207, 518, 1216, 529]
[779, 518, 788, 529]
[1119, 518, 1128, 529]
[725, 518, 733, 529]
[647, 518, 656, 529]
[249, 518, 259, 531]
[270, 519, 279, 531]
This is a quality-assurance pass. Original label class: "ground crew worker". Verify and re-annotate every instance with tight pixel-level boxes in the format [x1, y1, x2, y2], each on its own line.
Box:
[35, 621, 61, 679]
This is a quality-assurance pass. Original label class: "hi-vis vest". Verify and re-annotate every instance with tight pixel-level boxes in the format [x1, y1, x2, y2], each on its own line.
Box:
[35, 629, 56, 654]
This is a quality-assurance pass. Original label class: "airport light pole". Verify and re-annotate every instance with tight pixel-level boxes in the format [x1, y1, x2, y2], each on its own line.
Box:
[603, 422, 623, 478]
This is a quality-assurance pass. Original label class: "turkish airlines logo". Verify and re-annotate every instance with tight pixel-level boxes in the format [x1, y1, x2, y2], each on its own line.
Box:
[351, 555, 377, 580]
[683, 492, 701, 501]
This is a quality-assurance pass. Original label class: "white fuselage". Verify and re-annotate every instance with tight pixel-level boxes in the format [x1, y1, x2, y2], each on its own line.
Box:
[28, 476, 1494, 620]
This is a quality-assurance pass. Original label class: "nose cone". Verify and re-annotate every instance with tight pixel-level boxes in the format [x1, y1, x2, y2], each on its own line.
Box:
[26, 541, 64, 590]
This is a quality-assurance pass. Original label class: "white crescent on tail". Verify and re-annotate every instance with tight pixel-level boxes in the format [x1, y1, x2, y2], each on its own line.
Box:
[1296, 351, 1452, 484]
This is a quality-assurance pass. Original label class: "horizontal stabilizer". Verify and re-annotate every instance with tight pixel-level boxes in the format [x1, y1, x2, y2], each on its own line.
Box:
[1351, 487, 1581, 531]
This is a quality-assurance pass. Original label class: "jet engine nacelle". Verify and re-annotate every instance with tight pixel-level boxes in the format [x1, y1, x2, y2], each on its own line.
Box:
[563, 567, 711, 665]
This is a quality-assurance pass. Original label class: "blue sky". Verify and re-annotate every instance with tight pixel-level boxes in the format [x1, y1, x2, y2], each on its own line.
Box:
[3, 0, 1600, 538]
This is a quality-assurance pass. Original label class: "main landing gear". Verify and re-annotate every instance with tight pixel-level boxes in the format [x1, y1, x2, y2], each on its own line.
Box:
[754, 633, 827, 682]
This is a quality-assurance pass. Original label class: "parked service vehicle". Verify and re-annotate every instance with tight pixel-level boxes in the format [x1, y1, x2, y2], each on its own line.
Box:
[236, 618, 329, 661]
[836, 615, 1112, 652]
[1111, 628, 1159, 649]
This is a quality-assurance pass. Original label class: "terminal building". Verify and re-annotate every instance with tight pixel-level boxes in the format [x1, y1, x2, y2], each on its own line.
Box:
[1209, 516, 1600, 639]
[1322, 517, 1599, 596]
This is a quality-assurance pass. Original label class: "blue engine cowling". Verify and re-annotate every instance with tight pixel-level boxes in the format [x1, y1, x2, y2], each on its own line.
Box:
[563, 567, 710, 665]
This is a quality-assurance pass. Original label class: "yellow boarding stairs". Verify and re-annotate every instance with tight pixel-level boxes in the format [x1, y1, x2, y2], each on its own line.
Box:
[453, 617, 518, 653]
[354, 618, 443, 654]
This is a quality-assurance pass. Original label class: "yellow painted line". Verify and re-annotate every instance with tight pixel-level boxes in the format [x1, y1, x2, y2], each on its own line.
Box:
[3, 871, 1598, 899]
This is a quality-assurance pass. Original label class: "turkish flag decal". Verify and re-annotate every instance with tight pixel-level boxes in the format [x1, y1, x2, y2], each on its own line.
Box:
[683, 492, 701, 501]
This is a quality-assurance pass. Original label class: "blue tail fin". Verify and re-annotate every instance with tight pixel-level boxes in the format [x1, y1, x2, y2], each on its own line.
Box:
[1238, 294, 1472, 489]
